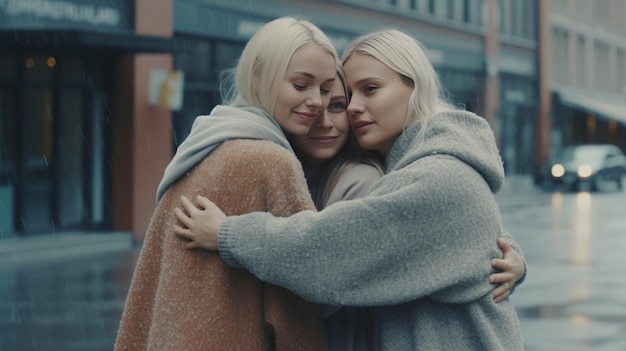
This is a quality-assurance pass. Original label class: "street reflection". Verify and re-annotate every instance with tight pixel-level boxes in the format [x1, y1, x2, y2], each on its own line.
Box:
[551, 191, 564, 207]
[572, 192, 591, 267]
[0, 249, 140, 351]
[571, 313, 589, 324]
[550, 192, 564, 249]
[498, 180, 626, 350]
[571, 192, 592, 344]
[549, 191, 592, 322]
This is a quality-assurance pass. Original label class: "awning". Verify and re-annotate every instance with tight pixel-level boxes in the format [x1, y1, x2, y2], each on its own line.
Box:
[554, 86, 626, 125]
[0, 29, 176, 54]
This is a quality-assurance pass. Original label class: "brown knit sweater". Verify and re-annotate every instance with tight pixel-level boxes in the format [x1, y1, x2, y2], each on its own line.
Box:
[115, 139, 327, 351]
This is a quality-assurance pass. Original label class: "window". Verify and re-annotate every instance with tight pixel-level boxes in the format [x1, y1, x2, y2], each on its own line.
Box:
[551, 28, 569, 85]
[593, 41, 610, 92]
[617, 49, 626, 94]
[175, 37, 212, 81]
[576, 35, 586, 87]
[172, 37, 244, 149]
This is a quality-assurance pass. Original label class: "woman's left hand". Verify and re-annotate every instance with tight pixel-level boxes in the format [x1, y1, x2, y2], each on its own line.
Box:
[173, 195, 225, 250]
[489, 237, 525, 302]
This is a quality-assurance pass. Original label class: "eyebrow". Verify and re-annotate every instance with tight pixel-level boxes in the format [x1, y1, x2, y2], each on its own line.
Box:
[351, 76, 380, 86]
[289, 71, 316, 79]
[289, 72, 336, 84]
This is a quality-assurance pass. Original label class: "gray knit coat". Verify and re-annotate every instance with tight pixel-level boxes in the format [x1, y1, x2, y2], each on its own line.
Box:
[218, 110, 525, 350]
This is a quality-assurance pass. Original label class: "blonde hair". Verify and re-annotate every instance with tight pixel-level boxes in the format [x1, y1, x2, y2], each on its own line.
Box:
[341, 29, 455, 127]
[221, 17, 339, 115]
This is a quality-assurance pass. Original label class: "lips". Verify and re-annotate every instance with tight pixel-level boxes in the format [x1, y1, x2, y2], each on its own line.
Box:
[294, 111, 319, 122]
[310, 136, 338, 144]
[352, 120, 374, 133]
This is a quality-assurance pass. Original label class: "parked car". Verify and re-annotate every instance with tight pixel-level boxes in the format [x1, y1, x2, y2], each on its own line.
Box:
[534, 144, 626, 192]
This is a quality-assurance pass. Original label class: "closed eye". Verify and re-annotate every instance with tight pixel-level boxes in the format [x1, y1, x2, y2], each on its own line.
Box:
[321, 81, 334, 95]
[293, 83, 308, 90]
[364, 85, 378, 95]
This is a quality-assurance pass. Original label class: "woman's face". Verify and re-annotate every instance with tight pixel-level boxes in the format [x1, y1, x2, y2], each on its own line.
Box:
[344, 52, 413, 156]
[273, 43, 337, 137]
[290, 75, 350, 165]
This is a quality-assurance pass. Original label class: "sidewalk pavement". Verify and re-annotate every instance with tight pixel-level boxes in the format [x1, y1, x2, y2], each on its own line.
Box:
[0, 232, 139, 351]
[0, 231, 136, 271]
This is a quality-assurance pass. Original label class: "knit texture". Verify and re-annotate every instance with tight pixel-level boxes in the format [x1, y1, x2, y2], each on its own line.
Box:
[116, 103, 328, 351]
[218, 110, 524, 350]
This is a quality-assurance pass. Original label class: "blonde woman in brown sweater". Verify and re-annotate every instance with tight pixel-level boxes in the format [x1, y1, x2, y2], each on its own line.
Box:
[114, 17, 338, 351]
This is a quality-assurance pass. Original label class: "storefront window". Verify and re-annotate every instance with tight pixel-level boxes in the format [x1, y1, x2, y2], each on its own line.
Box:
[213, 41, 244, 82]
[0, 55, 17, 234]
[0, 53, 112, 234]
[172, 36, 244, 149]
[176, 37, 212, 81]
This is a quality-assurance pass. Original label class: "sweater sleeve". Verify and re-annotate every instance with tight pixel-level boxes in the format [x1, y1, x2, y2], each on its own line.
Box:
[219, 155, 506, 306]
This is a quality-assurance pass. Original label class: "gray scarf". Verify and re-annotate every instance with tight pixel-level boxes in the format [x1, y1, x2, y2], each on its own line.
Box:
[156, 105, 292, 201]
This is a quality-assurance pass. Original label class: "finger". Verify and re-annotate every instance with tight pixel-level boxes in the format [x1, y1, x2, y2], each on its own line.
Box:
[174, 208, 193, 229]
[182, 240, 198, 250]
[493, 288, 510, 303]
[493, 282, 510, 297]
[180, 195, 199, 215]
[489, 271, 511, 284]
[173, 223, 189, 238]
[196, 195, 212, 210]
[491, 258, 511, 272]
[497, 237, 513, 254]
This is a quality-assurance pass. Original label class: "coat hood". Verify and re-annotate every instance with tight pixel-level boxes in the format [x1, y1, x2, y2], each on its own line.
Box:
[156, 105, 292, 201]
[385, 110, 505, 193]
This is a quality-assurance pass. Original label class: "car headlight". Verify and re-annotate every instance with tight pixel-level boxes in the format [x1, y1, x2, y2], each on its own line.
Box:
[577, 165, 593, 178]
[551, 164, 565, 178]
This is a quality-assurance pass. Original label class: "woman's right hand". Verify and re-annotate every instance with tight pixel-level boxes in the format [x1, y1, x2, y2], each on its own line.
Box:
[173, 195, 225, 251]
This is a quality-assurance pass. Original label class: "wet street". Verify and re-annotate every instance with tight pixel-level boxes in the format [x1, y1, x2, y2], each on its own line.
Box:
[0, 234, 140, 351]
[1, 176, 625, 350]
[498, 177, 626, 351]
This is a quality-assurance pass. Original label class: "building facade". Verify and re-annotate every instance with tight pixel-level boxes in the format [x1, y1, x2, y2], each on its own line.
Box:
[1, 0, 541, 241]
[548, 0, 626, 160]
[0, 0, 175, 238]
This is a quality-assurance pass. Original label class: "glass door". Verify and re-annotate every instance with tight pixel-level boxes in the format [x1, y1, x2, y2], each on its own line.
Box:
[19, 85, 55, 232]
[12, 54, 112, 234]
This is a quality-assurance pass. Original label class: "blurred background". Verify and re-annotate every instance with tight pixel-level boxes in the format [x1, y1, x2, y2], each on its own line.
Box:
[1, 0, 625, 350]
[1, 0, 625, 239]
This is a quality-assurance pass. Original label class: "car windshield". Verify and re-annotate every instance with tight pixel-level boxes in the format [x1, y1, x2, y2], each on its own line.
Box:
[559, 146, 605, 162]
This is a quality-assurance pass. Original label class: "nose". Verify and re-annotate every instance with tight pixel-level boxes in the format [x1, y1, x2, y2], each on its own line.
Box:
[314, 112, 333, 129]
[305, 90, 324, 110]
[347, 95, 364, 117]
